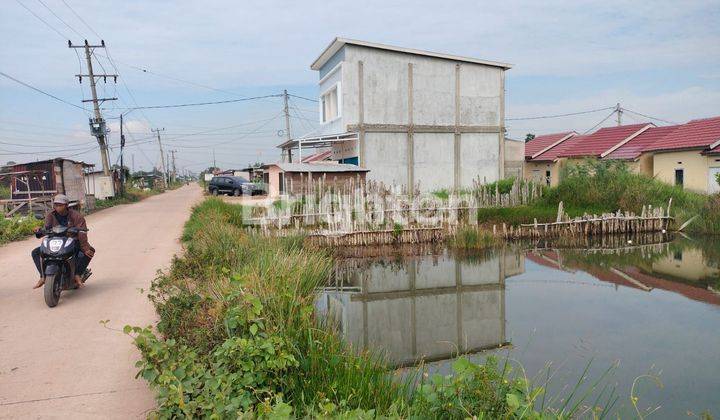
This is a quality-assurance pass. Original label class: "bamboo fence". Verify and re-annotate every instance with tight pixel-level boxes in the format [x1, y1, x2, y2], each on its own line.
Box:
[496, 201, 674, 240]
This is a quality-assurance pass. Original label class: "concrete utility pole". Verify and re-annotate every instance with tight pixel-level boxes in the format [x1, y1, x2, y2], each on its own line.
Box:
[282, 89, 293, 162]
[170, 150, 177, 184]
[151, 128, 168, 189]
[69, 40, 117, 176]
[616, 103, 623, 126]
[120, 113, 126, 196]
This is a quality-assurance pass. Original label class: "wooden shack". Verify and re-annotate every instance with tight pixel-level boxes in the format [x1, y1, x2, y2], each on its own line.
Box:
[261, 162, 369, 197]
[1, 158, 93, 216]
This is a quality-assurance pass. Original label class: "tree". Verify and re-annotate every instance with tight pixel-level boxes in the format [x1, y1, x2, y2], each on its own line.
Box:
[716, 172, 720, 188]
[525, 134, 536, 142]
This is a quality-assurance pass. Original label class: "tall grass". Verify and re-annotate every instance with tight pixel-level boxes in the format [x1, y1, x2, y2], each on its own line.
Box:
[0, 215, 42, 245]
[131, 198, 624, 418]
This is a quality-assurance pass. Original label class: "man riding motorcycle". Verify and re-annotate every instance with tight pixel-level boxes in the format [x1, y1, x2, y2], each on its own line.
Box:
[31, 194, 95, 289]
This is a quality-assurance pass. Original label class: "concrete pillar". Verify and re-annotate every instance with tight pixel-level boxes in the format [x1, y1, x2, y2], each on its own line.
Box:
[358, 60, 366, 167]
[407, 63, 415, 195]
[454, 64, 461, 190]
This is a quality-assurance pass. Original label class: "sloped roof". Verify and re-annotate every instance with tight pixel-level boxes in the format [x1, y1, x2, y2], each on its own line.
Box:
[311, 38, 513, 71]
[650, 116, 720, 152]
[301, 150, 333, 163]
[604, 125, 681, 160]
[524, 132, 576, 159]
[265, 162, 369, 173]
[559, 123, 652, 158]
[531, 134, 588, 162]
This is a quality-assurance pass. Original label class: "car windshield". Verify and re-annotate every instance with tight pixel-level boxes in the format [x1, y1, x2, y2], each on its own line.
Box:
[232, 176, 248, 183]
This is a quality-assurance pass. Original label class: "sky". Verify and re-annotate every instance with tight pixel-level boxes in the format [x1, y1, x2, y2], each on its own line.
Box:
[1, 0, 719, 173]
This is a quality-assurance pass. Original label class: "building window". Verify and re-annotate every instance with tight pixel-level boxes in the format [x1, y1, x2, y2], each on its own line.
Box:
[545, 170, 551, 186]
[321, 84, 340, 123]
[675, 169, 684, 188]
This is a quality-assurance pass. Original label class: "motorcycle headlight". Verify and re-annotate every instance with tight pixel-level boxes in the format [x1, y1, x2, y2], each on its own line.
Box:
[49, 239, 63, 253]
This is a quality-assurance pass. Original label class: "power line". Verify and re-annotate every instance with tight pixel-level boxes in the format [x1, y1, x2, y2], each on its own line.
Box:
[60, 0, 101, 39]
[0, 70, 86, 111]
[104, 94, 283, 111]
[288, 93, 319, 103]
[36, 0, 84, 38]
[15, 0, 68, 39]
[166, 113, 284, 149]
[583, 109, 618, 134]
[621, 108, 678, 125]
[506, 106, 615, 121]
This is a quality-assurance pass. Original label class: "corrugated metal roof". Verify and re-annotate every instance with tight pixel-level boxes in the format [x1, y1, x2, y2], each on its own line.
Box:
[301, 150, 333, 163]
[531, 134, 588, 162]
[603, 125, 681, 160]
[266, 162, 370, 173]
[559, 123, 651, 158]
[311, 38, 513, 71]
[650, 116, 720, 152]
[524, 132, 576, 159]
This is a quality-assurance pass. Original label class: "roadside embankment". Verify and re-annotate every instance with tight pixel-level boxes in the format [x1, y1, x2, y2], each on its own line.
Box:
[128, 198, 618, 418]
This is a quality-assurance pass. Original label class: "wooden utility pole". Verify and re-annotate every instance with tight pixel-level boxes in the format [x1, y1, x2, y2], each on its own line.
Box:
[616, 103, 623, 126]
[69, 40, 117, 176]
[151, 128, 167, 189]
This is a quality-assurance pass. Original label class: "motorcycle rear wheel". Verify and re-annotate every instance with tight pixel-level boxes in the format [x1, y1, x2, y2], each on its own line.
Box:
[43, 273, 61, 307]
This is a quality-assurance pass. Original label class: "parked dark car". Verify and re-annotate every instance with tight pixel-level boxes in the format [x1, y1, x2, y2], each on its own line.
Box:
[208, 176, 257, 196]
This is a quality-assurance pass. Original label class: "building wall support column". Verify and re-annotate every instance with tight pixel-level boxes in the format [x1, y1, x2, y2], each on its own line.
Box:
[454, 63, 461, 190]
[407, 63, 414, 195]
[358, 60, 366, 167]
[498, 70, 506, 180]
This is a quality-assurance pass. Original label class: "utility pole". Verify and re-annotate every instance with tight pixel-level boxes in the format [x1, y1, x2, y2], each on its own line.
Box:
[69, 40, 117, 176]
[616, 103, 623, 126]
[170, 150, 177, 184]
[212, 149, 216, 169]
[151, 128, 167, 189]
[282, 89, 293, 162]
[131, 153, 135, 174]
[120, 113, 126, 196]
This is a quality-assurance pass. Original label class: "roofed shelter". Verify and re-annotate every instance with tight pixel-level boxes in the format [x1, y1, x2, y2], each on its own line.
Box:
[1, 158, 94, 217]
[261, 162, 369, 197]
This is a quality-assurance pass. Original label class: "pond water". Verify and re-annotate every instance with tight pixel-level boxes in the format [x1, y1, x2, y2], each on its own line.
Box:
[316, 236, 720, 418]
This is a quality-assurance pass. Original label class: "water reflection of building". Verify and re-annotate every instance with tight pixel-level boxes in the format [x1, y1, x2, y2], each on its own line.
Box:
[652, 247, 720, 283]
[525, 244, 720, 306]
[316, 250, 525, 367]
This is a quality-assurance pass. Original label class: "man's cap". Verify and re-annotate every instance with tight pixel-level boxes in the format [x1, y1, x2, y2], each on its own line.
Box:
[53, 194, 70, 204]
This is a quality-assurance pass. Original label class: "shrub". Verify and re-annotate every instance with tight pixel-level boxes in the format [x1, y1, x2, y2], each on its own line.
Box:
[0, 215, 42, 245]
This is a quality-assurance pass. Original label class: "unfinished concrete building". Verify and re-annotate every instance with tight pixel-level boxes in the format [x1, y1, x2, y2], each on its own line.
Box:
[279, 38, 512, 191]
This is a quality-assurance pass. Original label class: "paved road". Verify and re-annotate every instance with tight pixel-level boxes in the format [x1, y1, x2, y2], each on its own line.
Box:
[0, 185, 202, 419]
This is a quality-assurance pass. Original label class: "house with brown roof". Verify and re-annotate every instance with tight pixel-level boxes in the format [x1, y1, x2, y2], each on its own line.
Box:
[648, 116, 720, 194]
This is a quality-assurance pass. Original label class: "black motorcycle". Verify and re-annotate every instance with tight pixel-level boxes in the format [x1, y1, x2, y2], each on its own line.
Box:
[36, 225, 92, 307]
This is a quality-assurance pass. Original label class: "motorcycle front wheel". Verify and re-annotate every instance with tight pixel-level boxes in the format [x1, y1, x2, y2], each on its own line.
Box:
[43, 272, 61, 307]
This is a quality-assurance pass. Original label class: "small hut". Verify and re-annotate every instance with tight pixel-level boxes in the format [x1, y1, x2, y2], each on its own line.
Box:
[1, 158, 93, 216]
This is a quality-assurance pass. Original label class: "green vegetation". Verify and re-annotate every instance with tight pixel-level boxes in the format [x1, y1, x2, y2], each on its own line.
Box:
[0, 184, 9, 200]
[0, 215, 42, 245]
[129, 198, 619, 418]
[93, 187, 161, 211]
[449, 225, 499, 250]
[476, 160, 720, 235]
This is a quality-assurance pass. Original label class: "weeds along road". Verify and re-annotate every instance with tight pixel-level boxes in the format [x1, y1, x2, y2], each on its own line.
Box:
[0, 184, 203, 419]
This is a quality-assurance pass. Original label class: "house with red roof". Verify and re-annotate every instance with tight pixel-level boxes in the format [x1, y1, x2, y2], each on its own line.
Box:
[648, 116, 720, 194]
[523, 115, 720, 193]
[601, 125, 680, 176]
[523, 131, 577, 186]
